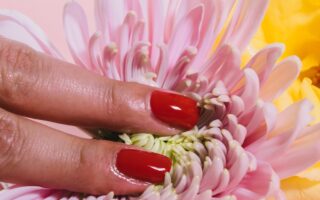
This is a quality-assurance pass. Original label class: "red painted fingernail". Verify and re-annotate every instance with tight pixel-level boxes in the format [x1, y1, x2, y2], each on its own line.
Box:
[150, 90, 199, 130]
[116, 149, 171, 183]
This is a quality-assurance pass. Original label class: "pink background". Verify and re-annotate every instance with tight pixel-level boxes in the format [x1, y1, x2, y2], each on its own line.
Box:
[0, 0, 95, 60]
[0, 0, 98, 137]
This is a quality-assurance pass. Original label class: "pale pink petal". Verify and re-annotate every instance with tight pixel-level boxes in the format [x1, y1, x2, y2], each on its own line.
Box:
[118, 11, 138, 79]
[227, 151, 250, 190]
[178, 176, 200, 200]
[262, 103, 278, 133]
[232, 161, 273, 200]
[203, 44, 242, 91]
[167, 4, 204, 69]
[212, 46, 242, 90]
[195, 190, 212, 200]
[63, 1, 91, 68]
[88, 32, 105, 74]
[191, 0, 236, 71]
[0, 9, 61, 57]
[148, 0, 168, 67]
[95, 0, 125, 41]
[0, 186, 55, 199]
[245, 43, 284, 84]
[163, 47, 197, 89]
[218, 0, 269, 52]
[260, 56, 302, 101]
[229, 95, 245, 116]
[202, 45, 233, 77]
[250, 100, 313, 161]
[155, 45, 169, 86]
[239, 69, 260, 110]
[271, 123, 320, 178]
[242, 102, 264, 136]
[243, 103, 277, 146]
[200, 157, 224, 192]
[125, 0, 144, 20]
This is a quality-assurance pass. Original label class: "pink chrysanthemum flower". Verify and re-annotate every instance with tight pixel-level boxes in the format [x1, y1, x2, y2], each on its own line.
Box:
[1, 0, 320, 199]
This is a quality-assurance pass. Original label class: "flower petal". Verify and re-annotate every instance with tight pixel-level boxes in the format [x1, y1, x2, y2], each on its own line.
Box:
[239, 69, 260, 110]
[218, 0, 269, 52]
[63, 1, 91, 68]
[251, 100, 313, 162]
[260, 56, 302, 101]
[232, 161, 273, 199]
[245, 43, 284, 84]
[0, 186, 55, 199]
[271, 123, 320, 178]
[167, 4, 204, 69]
[191, 0, 236, 71]
[95, 0, 125, 41]
[0, 9, 61, 57]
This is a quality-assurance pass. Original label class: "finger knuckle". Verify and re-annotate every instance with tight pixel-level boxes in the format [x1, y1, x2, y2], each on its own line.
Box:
[101, 81, 118, 117]
[0, 40, 40, 105]
[0, 109, 23, 173]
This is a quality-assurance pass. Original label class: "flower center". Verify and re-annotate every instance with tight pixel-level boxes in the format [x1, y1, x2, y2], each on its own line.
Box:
[118, 81, 256, 198]
[300, 65, 320, 87]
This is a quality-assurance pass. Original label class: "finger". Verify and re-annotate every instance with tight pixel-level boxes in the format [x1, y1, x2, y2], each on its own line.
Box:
[0, 108, 171, 195]
[0, 37, 199, 135]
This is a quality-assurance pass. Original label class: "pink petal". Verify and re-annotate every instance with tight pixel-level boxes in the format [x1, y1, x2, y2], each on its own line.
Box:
[212, 46, 242, 91]
[232, 161, 273, 199]
[200, 157, 224, 192]
[63, 1, 91, 68]
[260, 56, 302, 101]
[148, 0, 168, 67]
[243, 103, 277, 146]
[0, 10, 61, 57]
[262, 103, 278, 133]
[218, 0, 269, 52]
[245, 43, 284, 84]
[163, 47, 197, 89]
[227, 151, 250, 190]
[250, 100, 313, 161]
[167, 4, 204, 69]
[0, 186, 55, 199]
[239, 69, 260, 110]
[95, 0, 125, 41]
[191, 0, 236, 71]
[203, 44, 242, 91]
[88, 32, 106, 75]
[178, 176, 200, 200]
[243, 102, 264, 136]
[271, 123, 320, 178]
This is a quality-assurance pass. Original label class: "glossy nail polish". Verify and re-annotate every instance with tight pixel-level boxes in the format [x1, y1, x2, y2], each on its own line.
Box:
[150, 90, 199, 129]
[116, 149, 171, 183]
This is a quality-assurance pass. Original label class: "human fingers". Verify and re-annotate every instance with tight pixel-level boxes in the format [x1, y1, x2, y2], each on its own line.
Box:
[0, 37, 199, 135]
[0, 108, 171, 195]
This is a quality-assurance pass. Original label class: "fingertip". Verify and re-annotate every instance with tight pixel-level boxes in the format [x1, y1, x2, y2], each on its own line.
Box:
[115, 148, 172, 184]
[149, 90, 200, 130]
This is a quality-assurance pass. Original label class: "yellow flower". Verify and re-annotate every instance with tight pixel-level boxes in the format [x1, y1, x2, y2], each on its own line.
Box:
[250, 0, 320, 199]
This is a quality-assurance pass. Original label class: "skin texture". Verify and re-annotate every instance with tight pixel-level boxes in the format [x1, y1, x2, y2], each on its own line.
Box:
[0, 37, 183, 195]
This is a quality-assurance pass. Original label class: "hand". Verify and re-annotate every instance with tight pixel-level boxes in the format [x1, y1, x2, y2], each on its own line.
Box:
[0, 38, 199, 195]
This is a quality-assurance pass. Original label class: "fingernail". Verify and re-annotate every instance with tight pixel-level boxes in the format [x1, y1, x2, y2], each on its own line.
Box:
[150, 90, 199, 129]
[116, 149, 171, 183]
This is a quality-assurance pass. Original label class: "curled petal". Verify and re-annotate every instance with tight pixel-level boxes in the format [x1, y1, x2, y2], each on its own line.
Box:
[271, 123, 320, 178]
[218, 0, 269, 52]
[63, 1, 91, 68]
[260, 56, 302, 101]
[0, 9, 61, 57]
